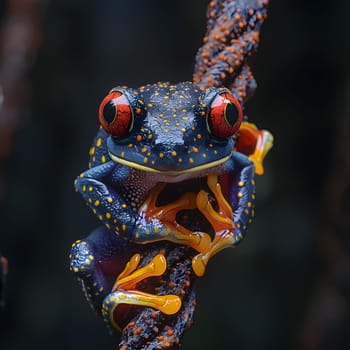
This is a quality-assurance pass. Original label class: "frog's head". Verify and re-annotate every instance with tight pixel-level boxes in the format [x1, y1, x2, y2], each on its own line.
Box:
[99, 82, 242, 177]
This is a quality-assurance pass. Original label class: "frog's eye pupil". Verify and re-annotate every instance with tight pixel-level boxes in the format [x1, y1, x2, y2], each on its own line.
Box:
[99, 91, 133, 138]
[224, 102, 239, 126]
[103, 102, 117, 124]
[207, 92, 243, 139]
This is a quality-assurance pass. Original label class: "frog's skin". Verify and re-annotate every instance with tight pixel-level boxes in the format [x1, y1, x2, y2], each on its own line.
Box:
[70, 0, 272, 334]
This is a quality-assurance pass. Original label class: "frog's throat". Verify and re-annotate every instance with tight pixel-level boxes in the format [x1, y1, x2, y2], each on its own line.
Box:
[108, 151, 232, 177]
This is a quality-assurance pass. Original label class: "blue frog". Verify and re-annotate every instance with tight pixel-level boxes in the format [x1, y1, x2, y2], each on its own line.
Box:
[69, 81, 272, 330]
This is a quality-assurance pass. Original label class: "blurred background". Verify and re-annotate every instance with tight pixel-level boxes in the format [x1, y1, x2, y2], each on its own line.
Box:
[0, 0, 349, 349]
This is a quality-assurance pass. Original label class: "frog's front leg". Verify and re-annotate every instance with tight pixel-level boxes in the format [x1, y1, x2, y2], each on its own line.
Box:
[193, 152, 256, 276]
[74, 161, 138, 236]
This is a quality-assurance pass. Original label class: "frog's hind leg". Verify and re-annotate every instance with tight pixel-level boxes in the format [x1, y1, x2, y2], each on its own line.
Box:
[102, 253, 181, 331]
[69, 226, 139, 316]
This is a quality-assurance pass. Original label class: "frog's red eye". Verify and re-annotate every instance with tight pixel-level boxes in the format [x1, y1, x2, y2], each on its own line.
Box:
[207, 92, 243, 139]
[99, 91, 133, 138]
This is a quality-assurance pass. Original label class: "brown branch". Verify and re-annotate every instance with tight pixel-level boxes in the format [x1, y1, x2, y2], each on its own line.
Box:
[119, 245, 197, 350]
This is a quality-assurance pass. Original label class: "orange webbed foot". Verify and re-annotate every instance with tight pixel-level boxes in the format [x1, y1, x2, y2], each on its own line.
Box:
[138, 183, 212, 254]
[192, 173, 235, 276]
[103, 253, 182, 331]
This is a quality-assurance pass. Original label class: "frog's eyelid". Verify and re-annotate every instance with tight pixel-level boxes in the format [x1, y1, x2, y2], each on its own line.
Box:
[109, 87, 145, 112]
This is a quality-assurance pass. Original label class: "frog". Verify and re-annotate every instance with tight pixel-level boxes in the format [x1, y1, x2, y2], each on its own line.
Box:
[69, 0, 272, 335]
[69, 80, 272, 330]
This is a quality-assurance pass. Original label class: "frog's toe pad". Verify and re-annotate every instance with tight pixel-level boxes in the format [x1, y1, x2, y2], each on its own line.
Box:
[191, 254, 208, 277]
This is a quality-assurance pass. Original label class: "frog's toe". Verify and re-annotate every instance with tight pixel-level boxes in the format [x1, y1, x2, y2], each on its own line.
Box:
[191, 253, 208, 277]
[112, 253, 167, 291]
[102, 290, 181, 331]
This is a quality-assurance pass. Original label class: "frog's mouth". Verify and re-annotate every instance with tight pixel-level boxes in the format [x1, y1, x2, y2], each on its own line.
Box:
[109, 151, 232, 178]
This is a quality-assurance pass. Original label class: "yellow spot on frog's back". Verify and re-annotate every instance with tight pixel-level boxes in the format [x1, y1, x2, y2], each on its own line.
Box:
[106, 212, 111, 219]
[107, 197, 113, 203]
[96, 138, 102, 147]
[237, 192, 243, 198]
[189, 158, 194, 164]
[101, 155, 106, 163]
[89, 147, 95, 155]
[94, 200, 100, 207]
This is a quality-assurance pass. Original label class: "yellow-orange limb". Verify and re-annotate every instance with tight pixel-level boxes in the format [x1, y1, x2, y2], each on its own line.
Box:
[192, 173, 235, 277]
[160, 221, 212, 254]
[237, 122, 273, 175]
[103, 290, 181, 331]
[112, 254, 167, 291]
[196, 190, 232, 228]
[192, 233, 234, 277]
[140, 183, 212, 253]
[207, 173, 233, 218]
[140, 183, 197, 220]
[114, 253, 141, 283]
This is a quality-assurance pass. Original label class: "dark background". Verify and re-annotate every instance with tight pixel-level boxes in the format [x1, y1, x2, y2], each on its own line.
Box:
[1, 0, 350, 349]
